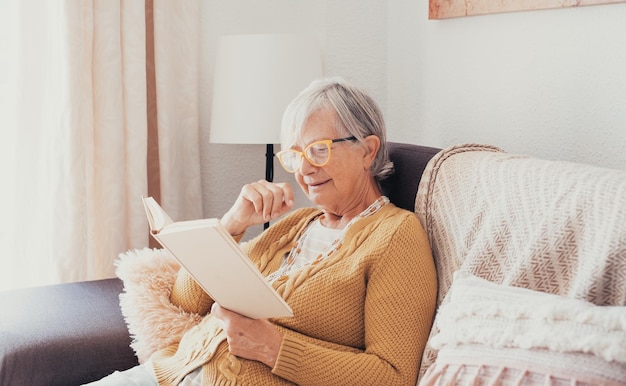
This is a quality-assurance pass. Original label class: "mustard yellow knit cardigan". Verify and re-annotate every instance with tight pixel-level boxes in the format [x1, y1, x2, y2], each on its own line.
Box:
[150, 204, 437, 386]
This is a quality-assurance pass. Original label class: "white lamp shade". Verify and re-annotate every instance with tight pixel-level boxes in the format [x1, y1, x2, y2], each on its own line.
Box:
[210, 34, 322, 145]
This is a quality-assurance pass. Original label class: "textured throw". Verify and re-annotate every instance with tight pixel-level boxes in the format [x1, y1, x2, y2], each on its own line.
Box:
[414, 144, 626, 378]
[420, 275, 626, 385]
[431, 274, 626, 363]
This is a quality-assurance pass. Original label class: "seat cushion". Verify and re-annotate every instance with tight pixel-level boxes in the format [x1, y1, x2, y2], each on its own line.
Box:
[0, 278, 138, 386]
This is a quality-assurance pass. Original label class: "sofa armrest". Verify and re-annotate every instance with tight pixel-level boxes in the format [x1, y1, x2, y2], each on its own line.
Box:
[0, 278, 138, 386]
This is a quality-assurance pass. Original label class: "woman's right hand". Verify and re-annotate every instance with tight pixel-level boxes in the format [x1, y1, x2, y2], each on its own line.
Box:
[220, 180, 295, 236]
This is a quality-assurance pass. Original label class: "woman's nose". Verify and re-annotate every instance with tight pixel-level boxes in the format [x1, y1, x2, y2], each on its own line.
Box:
[298, 155, 316, 174]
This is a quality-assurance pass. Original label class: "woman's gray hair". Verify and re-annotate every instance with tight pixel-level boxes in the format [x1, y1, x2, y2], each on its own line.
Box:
[281, 77, 394, 182]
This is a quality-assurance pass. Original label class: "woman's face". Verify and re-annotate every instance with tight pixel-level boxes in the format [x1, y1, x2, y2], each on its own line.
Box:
[291, 108, 378, 217]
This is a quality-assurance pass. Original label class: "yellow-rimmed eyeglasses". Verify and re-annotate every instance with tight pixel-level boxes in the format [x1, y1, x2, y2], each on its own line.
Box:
[276, 136, 357, 173]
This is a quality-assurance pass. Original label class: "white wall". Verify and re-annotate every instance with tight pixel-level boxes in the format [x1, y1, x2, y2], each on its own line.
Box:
[387, 1, 626, 170]
[200, 1, 626, 238]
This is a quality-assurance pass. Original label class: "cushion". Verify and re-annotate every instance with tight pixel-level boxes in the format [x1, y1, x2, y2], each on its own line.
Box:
[419, 274, 626, 385]
[116, 247, 201, 363]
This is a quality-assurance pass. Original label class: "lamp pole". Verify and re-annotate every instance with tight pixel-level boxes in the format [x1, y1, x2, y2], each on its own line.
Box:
[264, 144, 274, 230]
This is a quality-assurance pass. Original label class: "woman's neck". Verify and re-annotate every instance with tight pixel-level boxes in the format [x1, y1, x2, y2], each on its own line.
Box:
[320, 189, 384, 230]
[320, 212, 351, 229]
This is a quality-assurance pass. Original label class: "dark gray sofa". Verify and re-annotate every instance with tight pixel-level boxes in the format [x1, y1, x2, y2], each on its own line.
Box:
[0, 279, 138, 386]
[0, 142, 440, 386]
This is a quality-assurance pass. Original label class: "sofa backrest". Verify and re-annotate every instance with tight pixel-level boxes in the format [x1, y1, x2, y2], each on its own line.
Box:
[381, 142, 441, 212]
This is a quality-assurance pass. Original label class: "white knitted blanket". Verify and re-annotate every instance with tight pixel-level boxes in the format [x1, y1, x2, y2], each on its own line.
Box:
[431, 273, 626, 363]
[414, 144, 626, 377]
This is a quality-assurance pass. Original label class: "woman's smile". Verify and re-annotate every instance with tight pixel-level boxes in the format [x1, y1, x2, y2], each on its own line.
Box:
[306, 179, 330, 189]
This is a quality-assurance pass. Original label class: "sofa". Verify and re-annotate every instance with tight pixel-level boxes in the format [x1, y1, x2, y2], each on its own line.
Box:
[1, 142, 624, 385]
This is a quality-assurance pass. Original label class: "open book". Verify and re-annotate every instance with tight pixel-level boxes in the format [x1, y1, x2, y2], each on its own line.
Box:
[142, 196, 293, 319]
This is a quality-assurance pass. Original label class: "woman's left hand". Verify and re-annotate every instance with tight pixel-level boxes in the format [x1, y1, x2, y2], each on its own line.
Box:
[211, 303, 283, 368]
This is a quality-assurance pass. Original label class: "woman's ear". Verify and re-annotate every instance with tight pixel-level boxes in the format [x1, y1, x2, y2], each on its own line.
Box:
[362, 135, 380, 168]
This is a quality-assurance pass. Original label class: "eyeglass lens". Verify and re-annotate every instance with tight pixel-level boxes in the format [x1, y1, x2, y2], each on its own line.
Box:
[306, 143, 330, 166]
[279, 141, 331, 172]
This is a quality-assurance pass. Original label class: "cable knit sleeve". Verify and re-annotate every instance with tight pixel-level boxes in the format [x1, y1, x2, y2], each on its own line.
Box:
[169, 268, 213, 315]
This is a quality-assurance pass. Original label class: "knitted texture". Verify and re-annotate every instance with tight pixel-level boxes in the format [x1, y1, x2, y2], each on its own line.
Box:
[419, 274, 626, 385]
[414, 144, 626, 379]
[149, 204, 438, 386]
[430, 274, 626, 362]
[420, 345, 626, 386]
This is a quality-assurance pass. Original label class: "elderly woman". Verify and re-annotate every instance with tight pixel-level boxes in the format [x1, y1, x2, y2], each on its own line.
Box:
[88, 77, 437, 386]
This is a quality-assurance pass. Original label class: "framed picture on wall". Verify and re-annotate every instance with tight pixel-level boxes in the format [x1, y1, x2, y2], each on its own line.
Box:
[429, 0, 626, 19]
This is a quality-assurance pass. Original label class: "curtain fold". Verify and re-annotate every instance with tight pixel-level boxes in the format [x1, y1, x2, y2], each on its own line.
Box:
[152, 0, 203, 221]
[0, 0, 202, 291]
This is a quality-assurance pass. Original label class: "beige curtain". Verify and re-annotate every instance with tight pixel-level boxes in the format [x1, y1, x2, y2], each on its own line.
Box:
[0, 0, 202, 291]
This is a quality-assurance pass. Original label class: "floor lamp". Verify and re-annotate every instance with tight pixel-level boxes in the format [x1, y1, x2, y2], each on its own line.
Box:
[210, 34, 322, 229]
